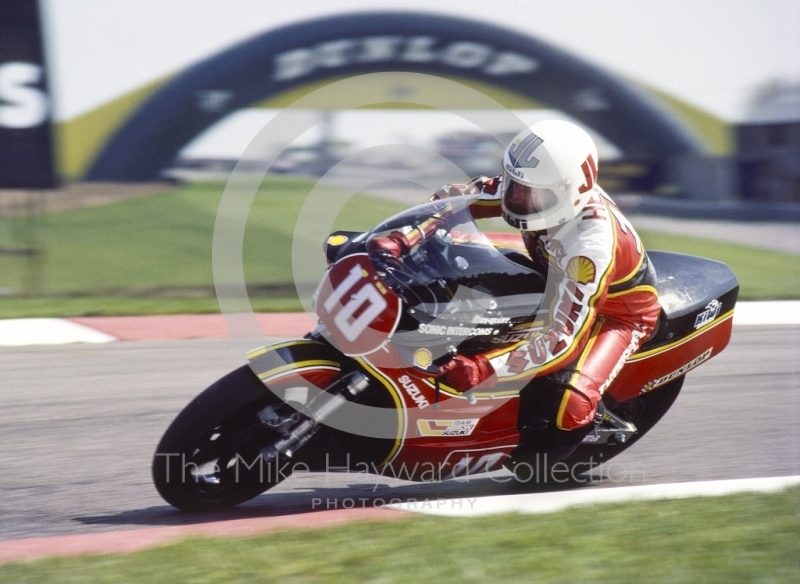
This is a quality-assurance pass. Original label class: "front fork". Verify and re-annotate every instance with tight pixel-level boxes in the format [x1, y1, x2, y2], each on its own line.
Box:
[257, 371, 370, 460]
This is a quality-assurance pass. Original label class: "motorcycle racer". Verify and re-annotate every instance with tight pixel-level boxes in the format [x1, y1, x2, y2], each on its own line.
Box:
[369, 120, 662, 474]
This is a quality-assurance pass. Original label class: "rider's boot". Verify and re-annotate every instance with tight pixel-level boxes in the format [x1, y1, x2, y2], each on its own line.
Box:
[504, 402, 605, 484]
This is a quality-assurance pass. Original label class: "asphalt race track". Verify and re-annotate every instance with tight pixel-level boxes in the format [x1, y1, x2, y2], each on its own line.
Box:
[0, 325, 798, 542]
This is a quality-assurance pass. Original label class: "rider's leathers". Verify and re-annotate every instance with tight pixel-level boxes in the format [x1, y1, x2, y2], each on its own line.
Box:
[436, 176, 661, 460]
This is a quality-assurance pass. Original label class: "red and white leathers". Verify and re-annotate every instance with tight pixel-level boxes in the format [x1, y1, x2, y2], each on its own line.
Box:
[434, 175, 661, 433]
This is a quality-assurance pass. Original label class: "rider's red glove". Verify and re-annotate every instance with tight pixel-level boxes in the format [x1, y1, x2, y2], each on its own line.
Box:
[437, 354, 494, 392]
[432, 183, 479, 200]
[431, 177, 501, 201]
[367, 232, 410, 259]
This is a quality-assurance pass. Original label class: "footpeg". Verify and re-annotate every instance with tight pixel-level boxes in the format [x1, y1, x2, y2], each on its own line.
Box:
[581, 407, 637, 445]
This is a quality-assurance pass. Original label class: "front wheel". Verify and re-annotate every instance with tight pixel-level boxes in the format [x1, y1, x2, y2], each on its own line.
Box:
[152, 365, 291, 512]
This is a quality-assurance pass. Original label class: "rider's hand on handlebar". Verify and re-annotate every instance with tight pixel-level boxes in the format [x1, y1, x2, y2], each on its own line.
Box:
[433, 183, 480, 200]
[367, 232, 411, 260]
[436, 354, 494, 392]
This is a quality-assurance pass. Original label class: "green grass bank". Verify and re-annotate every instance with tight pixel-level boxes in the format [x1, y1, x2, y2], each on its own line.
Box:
[1, 178, 797, 318]
[1, 487, 798, 583]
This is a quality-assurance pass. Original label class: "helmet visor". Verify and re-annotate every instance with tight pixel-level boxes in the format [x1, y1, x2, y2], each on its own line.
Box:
[502, 179, 559, 217]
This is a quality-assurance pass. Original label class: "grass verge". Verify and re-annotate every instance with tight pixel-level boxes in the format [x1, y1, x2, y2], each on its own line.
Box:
[638, 230, 800, 300]
[1, 487, 798, 583]
[0, 178, 797, 318]
[0, 177, 403, 317]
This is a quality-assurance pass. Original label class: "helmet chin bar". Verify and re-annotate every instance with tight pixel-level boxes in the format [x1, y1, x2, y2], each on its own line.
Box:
[501, 211, 537, 231]
[501, 208, 569, 232]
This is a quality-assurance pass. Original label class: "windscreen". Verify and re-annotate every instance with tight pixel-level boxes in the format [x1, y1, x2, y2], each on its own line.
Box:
[366, 195, 544, 334]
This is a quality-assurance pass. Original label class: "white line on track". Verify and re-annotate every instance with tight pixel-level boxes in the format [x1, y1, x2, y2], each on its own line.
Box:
[732, 300, 800, 325]
[391, 475, 800, 517]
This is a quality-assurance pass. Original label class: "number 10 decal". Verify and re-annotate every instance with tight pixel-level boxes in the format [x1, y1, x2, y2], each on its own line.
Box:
[316, 254, 401, 356]
[325, 264, 388, 342]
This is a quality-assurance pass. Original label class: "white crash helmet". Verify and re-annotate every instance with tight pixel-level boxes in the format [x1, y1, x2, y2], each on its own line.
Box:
[501, 120, 599, 232]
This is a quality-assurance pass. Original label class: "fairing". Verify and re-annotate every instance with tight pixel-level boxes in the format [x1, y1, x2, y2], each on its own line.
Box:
[364, 197, 546, 368]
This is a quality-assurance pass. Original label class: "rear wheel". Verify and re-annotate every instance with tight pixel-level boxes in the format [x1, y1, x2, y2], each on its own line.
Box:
[152, 365, 290, 512]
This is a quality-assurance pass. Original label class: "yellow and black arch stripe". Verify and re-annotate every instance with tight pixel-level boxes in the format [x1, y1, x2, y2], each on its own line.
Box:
[247, 338, 342, 382]
[78, 12, 700, 182]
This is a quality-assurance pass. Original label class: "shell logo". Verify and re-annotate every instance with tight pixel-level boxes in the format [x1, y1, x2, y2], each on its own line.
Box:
[413, 348, 433, 369]
[566, 255, 596, 285]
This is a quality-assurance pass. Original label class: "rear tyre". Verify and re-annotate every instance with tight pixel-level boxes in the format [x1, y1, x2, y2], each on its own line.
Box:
[152, 365, 290, 512]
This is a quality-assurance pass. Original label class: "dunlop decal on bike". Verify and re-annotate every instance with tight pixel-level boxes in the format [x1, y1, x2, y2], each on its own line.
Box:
[640, 348, 713, 394]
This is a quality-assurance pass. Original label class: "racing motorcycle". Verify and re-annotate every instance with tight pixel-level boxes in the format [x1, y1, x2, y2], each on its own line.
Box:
[152, 196, 738, 511]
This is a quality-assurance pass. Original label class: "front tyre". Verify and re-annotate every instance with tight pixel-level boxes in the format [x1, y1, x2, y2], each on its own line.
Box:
[152, 365, 289, 512]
